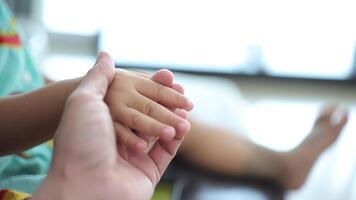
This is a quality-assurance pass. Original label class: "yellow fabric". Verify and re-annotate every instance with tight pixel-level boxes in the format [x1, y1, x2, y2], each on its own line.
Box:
[0, 190, 30, 200]
[0, 181, 171, 200]
[46, 140, 54, 148]
[152, 182, 173, 200]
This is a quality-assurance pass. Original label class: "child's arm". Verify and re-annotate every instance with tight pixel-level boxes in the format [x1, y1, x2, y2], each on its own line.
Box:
[0, 53, 192, 156]
[0, 78, 81, 155]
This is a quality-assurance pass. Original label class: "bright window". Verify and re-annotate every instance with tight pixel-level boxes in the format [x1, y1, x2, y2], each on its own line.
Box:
[43, 0, 356, 79]
[43, 0, 101, 35]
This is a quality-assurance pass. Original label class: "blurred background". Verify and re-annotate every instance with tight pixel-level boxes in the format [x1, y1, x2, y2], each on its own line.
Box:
[6, 0, 356, 199]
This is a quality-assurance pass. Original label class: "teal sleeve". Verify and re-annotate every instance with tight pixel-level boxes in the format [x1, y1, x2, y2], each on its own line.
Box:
[0, 0, 44, 96]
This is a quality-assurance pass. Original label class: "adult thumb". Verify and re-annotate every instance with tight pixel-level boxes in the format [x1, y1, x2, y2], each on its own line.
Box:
[75, 52, 115, 99]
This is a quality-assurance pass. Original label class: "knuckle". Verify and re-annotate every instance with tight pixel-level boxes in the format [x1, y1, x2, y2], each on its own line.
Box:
[143, 102, 155, 116]
[116, 127, 125, 142]
[116, 123, 131, 143]
[175, 94, 187, 105]
[168, 114, 180, 125]
[152, 83, 164, 97]
[113, 69, 129, 84]
[169, 92, 187, 107]
[129, 113, 141, 127]
[122, 131, 131, 144]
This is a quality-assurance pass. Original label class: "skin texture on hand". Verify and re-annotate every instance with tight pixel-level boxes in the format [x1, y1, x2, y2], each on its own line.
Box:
[105, 68, 192, 152]
[32, 52, 190, 200]
[111, 69, 192, 152]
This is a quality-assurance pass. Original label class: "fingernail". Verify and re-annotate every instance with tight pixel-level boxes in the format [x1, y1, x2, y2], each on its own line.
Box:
[96, 52, 106, 63]
[161, 126, 175, 140]
[96, 52, 114, 65]
[186, 100, 194, 111]
[177, 121, 189, 133]
[174, 109, 188, 119]
[106, 53, 114, 65]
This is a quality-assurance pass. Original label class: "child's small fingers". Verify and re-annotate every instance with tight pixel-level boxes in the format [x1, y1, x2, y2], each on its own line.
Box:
[130, 96, 191, 139]
[154, 79, 186, 120]
[114, 122, 147, 152]
[172, 83, 184, 94]
[172, 109, 189, 139]
[174, 109, 188, 120]
[130, 70, 151, 79]
[137, 79, 193, 111]
[134, 131, 159, 154]
[130, 69, 174, 86]
[151, 69, 174, 87]
[119, 108, 176, 141]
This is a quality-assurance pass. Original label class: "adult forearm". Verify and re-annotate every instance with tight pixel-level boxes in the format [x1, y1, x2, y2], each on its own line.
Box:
[0, 78, 81, 155]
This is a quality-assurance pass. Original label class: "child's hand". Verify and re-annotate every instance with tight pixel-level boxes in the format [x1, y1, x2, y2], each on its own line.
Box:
[34, 53, 188, 200]
[105, 68, 193, 151]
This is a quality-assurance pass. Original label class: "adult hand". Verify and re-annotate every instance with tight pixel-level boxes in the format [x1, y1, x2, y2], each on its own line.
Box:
[33, 52, 187, 200]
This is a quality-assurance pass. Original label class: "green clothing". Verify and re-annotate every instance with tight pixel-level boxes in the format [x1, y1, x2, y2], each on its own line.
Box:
[0, 0, 43, 96]
[0, 0, 51, 194]
[0, 1, 173, 197]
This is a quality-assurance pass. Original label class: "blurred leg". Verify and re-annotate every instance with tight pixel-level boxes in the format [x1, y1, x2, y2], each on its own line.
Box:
[178, 105, 348, 189]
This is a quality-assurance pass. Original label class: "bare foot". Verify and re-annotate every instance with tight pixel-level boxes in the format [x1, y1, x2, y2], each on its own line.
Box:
[281, 105, 349, 189]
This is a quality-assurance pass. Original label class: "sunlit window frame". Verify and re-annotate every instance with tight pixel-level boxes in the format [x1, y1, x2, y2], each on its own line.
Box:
[15, 0, 356, 81]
